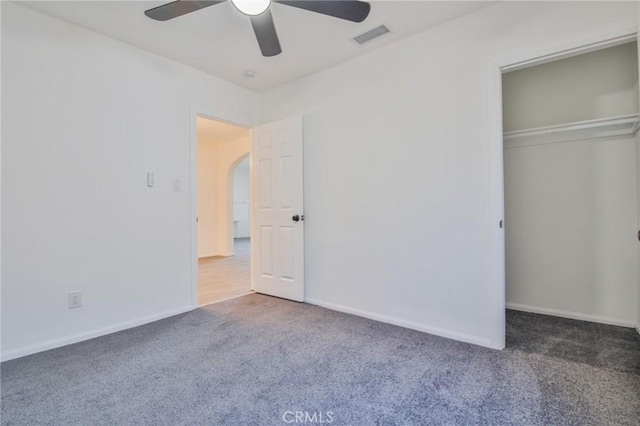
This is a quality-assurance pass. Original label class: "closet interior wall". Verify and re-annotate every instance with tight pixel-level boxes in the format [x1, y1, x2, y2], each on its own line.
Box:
[503, 42, 640, 327]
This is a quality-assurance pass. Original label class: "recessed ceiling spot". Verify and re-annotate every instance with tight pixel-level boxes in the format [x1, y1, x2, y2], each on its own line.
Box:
[244, 70, 256, 78]
[354, 25, 390, 45]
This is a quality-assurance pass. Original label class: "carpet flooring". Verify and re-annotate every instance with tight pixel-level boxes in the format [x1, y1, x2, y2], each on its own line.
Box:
[2, 294, 639, 425]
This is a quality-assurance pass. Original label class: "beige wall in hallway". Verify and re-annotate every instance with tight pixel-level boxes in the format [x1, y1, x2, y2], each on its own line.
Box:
[197, 119, 250, 258]
[233, 158, 251, 238]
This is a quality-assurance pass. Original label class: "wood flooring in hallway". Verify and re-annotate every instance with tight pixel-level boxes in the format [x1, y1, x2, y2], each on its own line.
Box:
[198, 238, 251, 306]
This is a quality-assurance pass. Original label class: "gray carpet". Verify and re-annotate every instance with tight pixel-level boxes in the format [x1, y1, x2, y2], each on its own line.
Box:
[2, 294, 639, 425]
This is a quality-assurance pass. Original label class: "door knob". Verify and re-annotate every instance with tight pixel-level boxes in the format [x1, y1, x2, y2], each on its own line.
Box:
[292, 215, 300, 222]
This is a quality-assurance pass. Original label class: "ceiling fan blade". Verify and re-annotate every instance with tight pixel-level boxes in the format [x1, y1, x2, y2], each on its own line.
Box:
[144, 1, 225, 21]
[275, 1, 370, 23]
[250, 10, 282, 57]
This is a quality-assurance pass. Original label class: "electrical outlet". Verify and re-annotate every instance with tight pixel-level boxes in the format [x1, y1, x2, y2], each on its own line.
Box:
[68, 291, 82, 309]
[172, 178, 182, 192]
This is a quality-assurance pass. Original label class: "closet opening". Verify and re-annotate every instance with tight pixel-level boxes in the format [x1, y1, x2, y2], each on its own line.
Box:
[501, 40, 640, 349]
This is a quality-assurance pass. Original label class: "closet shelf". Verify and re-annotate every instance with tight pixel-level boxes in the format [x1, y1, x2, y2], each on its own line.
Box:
[503, 113, 640, 149]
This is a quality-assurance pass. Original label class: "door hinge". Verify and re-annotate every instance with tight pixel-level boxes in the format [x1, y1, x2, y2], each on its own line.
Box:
[499, 220, 503, 229]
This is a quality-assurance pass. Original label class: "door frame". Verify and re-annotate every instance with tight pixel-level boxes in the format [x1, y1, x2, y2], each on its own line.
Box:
[486, 29, 638, 349]
[190, 106, 253, 309]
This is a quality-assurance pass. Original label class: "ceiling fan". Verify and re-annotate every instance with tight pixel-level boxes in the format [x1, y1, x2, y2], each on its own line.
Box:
[144, 0, 371, 57]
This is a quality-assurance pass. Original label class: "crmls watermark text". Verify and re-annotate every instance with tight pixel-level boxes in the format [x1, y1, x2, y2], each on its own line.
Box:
[282, 411, 334, 423]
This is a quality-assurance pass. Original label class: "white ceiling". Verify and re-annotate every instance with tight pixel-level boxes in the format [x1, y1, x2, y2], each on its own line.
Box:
[21, 1, 493, 92]
[197, 116, 250, 142]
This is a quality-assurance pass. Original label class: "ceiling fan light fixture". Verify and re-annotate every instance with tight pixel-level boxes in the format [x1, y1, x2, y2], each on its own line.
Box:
[145, 0, 372, 57]
[231, 0, 271, 16]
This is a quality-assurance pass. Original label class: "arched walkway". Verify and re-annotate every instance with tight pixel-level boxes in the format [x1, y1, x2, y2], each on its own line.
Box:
[198, 152, 252, 306]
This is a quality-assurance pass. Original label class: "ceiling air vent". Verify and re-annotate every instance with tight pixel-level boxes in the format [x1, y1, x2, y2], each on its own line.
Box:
[353, 25, 390, 45]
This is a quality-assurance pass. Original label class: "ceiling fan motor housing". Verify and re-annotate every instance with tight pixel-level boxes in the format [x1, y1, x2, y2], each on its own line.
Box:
[144, 0, 371, 57]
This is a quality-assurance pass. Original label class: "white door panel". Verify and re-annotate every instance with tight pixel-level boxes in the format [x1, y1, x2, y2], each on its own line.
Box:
[251, 117, 304, 301]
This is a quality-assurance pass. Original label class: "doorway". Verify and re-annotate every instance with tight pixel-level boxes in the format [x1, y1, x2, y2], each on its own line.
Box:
[196, 115, 252, 306]
[500, 40, 640, 342]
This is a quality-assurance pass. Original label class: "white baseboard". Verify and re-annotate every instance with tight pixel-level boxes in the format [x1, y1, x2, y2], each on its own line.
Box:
[304, 297, 496, 349]
[198, 251, 234, 259]
[506, 303, 637, 328]
[1, 305, 194, 362]
[199, 291, 254, 307]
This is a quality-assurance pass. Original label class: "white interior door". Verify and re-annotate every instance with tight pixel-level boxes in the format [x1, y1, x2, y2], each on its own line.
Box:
[251, 117, 304, 301]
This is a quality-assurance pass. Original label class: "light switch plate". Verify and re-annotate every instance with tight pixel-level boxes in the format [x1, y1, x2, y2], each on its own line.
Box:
[68, 291, 82, 309]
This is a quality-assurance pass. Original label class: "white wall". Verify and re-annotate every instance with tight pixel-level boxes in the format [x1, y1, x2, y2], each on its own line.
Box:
[637, 128, 640, 332]
[197, 130, 249, 257]
[504, 134, 638, 325]
[0, 0, 3, 359]
[233, 158, 250, 238]
[637, 37, 640, 333]
[260, 1, 639, 348]
[1, 3, 258, 360]
[503, 42, 639, 132]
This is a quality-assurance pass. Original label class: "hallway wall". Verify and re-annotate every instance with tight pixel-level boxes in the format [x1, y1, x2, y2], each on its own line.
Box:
[197, 130, 249, 258]
[233, 158, 250, 238]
